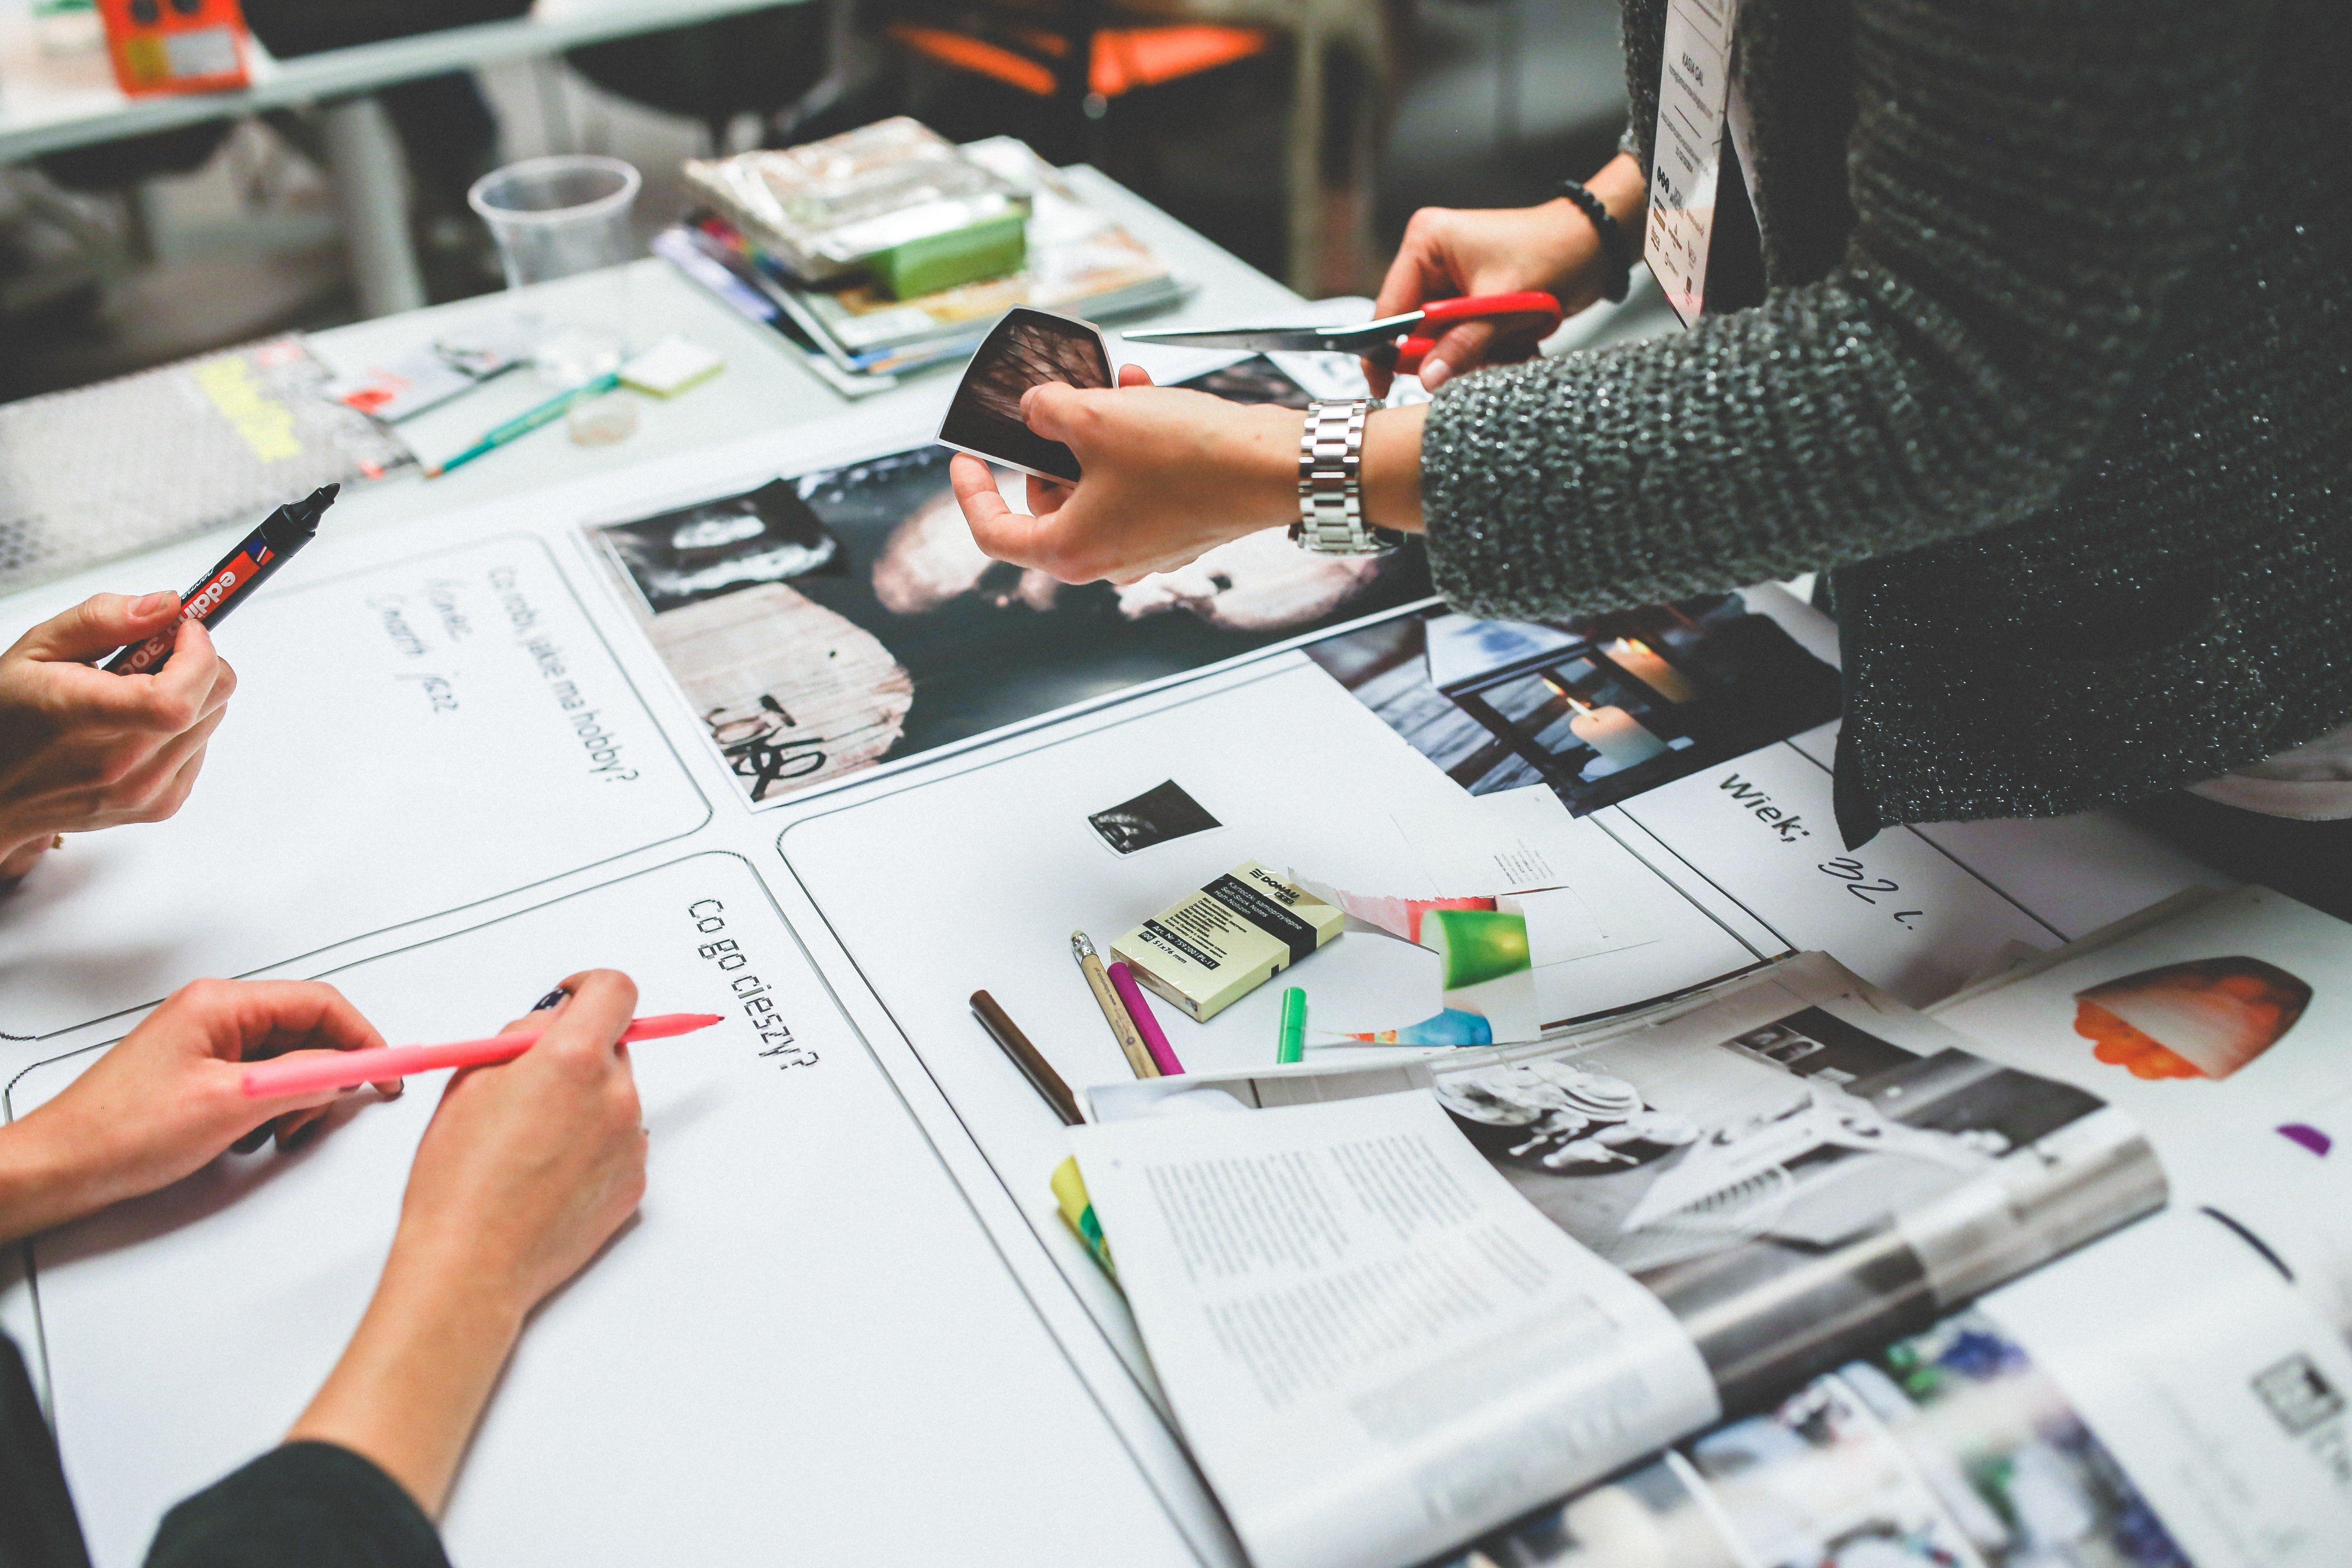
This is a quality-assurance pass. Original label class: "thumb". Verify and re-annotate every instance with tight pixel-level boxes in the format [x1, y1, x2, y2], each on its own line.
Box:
[18, 591, 182, 663]
[1416, 321, 1497, 391]
[1020, 382, 1086, 445]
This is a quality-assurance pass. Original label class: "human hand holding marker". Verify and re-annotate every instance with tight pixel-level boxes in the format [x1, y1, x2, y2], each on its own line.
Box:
[0, 593, 236, 882]
[239, 1009, 721, 1098]
[0, 980, 396, 1244]
[288, 971, 654, 1516]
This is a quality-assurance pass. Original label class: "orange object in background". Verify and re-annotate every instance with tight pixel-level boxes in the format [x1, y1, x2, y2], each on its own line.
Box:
[888, 20, 1265, 102]
[97, 0, 252, 97]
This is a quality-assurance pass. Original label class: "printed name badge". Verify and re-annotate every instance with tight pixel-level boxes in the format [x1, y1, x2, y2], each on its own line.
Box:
[1644, 0, 1742, 327]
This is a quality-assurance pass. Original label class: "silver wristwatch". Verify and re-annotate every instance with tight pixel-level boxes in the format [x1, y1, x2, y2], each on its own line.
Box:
[1294, 399, 1405, 555]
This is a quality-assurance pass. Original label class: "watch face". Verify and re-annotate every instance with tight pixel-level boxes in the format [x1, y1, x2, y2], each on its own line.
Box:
[936, 307, 1114, 484]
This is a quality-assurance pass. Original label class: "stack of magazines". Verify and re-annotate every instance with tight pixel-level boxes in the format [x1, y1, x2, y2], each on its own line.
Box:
[662, 132, 1187, 394]
[1065, 885, 2352, 1568]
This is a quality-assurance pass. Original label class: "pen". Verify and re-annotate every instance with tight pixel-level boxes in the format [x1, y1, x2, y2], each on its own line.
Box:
[423, 371, 621, 478]
[240, 1011, 723, 1098]
[1072, 932, 1158, 1079]
[1108, 960, 1183, 1076]
[103, 485, 337, 674]
[1276, 986, 1307, 1064]
[972, 990, 1084, 1126]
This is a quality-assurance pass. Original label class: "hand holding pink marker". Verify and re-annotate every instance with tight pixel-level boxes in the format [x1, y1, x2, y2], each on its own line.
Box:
[240, 1013, 724, 1099]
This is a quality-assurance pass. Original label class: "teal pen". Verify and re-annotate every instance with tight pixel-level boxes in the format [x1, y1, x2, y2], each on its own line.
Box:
[425, 371, 621, 478]
[1276, 986, 1307, 1064]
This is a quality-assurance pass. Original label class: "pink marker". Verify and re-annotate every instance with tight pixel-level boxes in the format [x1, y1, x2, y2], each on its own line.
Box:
[1108, 961, 1183, 1076]
[240, 1013, 725, 1099]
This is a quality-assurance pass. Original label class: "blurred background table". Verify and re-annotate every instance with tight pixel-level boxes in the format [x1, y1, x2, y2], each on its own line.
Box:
[0, 0, 821, 317]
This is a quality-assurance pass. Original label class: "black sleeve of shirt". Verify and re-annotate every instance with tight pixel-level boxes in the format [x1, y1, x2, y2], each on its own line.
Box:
[1, 1332, 92, 1568]
[144, 1443, 450, 1568]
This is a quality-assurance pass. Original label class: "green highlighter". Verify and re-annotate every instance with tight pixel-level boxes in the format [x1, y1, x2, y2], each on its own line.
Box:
[1276, 986, 1308, 1064]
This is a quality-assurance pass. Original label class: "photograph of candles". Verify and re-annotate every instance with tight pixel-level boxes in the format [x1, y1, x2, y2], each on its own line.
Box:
[1302, 593, 1845, 815]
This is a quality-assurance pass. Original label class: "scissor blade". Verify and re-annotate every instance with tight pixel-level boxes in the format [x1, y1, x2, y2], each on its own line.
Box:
[1118, 328, 1364, 352]
[1123, 311, 1429, 356]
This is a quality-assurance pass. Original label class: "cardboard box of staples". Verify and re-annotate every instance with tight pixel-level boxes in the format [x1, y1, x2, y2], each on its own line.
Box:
[1112, 861, 1343, 1022]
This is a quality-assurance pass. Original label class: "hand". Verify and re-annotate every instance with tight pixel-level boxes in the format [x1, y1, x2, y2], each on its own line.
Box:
[0, 980, 395, 1243]
[286, 973, 649, 1517]
[0, 591, 237, 883]
[1369, 150, 1647, 395]
[390, 969, 648, 1320]
[952, 364, 1301, 585]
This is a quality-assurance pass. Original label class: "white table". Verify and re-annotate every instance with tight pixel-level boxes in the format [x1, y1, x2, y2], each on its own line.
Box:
[300, 162, 1304, 541]
[0, 0, 814, 316]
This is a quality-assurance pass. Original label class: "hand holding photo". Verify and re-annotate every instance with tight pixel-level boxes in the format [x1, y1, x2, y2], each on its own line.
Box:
[937, 307, 1114, 484]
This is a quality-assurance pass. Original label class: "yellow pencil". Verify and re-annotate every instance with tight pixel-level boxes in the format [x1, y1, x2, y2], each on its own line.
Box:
[1072, 931, 1158, 1078]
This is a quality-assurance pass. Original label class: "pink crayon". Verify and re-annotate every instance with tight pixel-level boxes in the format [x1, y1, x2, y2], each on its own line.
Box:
[240, 1013, 725, 1099]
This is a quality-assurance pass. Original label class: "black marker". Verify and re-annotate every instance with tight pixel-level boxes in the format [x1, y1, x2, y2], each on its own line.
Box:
[104, 485, 338, 674]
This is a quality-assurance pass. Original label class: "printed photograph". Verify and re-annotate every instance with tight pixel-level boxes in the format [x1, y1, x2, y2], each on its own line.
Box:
[2071, 956, 2312, 1081]
[591, 360, 1433, 805]
[1426, 1013, 2123, 1398]
[1088, 779, 1222, 855]
[1301, 596, 1842, 815]
[936, 306, 1112, 482]
[1437, 1314, 2195, 1568]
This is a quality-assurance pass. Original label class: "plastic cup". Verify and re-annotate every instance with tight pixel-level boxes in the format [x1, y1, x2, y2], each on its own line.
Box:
[467, 156, 642, 288]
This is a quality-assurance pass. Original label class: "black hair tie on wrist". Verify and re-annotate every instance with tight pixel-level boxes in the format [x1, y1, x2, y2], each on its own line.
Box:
[1559, 178, 1632, 304]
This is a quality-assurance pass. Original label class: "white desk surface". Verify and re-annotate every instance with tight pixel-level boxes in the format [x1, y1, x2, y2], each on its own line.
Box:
[298, 163, 1301, 550]
[0, 0, 807, 163]
[0, 171, 1307, 1568]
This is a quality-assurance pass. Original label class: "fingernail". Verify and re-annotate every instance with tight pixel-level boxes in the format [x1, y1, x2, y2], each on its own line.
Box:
[135, 591, 175, 616]
[530, 987, 571, 1012]
[1419, 360, 1451, 391]
[378, 1078, 405, 1099]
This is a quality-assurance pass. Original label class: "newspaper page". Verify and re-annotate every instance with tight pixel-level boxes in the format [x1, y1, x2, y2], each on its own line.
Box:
[1069, 1092, 1721, 1568]
[1444, 1207, 2352, 1568]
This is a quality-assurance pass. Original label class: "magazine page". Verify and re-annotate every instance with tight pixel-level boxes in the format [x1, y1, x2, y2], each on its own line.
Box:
[1093, 953, 2162, 1406]
[1075, 957, 2165, 1568]
[1935, 887, 2352, 1331]
[1069, 1091, 1722, 1568]
[1443, 1208, 2352, 1568]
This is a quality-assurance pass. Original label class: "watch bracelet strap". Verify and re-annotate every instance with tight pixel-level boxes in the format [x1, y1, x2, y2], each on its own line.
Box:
[1559, 178, 1631, 304]
[1295, 399, 1402, 555]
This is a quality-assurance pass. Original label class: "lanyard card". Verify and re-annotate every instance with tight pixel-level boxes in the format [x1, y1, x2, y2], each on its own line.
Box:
[1644, 0, 1742, 327]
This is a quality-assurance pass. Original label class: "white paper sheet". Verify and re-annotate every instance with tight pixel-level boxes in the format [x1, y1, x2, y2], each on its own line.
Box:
[1072, 1092, 1719, 1568]
[11, 854, 1201, 1568]
[0, 535, 710, 1039]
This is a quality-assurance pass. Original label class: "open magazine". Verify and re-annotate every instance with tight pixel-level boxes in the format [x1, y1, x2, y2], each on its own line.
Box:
[1074, 956, 2164, 1568]
[1435, 885, 2352, 1568]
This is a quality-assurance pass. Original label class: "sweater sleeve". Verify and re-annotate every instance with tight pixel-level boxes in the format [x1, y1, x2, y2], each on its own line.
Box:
[144, 1444, 448, 1568]
[1421, 0, 2275, 619]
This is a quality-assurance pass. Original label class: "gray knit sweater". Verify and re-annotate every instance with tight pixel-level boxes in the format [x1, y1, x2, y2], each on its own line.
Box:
[1420, 0, 2352, 842]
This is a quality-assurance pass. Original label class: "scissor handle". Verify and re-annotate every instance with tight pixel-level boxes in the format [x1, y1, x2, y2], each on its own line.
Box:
[1394, 291, 1565, 376]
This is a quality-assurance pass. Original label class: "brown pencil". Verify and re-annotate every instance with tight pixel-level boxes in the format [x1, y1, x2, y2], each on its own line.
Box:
[971, 990, 1084, 1126]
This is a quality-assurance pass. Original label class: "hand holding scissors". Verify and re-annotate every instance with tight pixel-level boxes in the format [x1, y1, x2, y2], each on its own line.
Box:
[1124, 291, 1563, 386]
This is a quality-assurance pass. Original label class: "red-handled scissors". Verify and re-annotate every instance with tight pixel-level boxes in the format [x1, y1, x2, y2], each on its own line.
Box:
[1122, 291, 1564, 376]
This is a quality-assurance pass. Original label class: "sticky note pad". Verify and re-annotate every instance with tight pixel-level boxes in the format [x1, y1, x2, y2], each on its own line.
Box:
[620, 336, 726, 398]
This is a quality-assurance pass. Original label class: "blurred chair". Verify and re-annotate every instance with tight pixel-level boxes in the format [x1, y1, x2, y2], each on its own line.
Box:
[565, 5, 834, 154]
[884, 0, 1268, 164]
[882, 0, 1387, 292]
